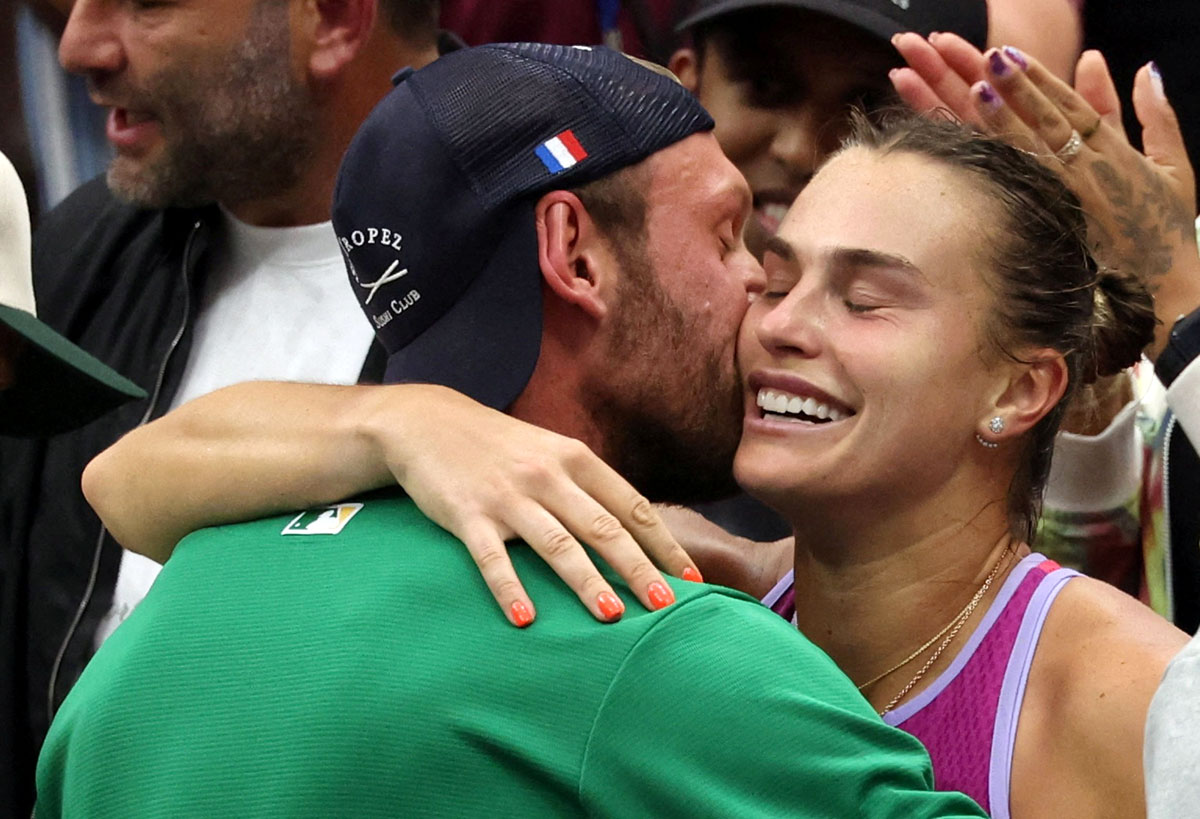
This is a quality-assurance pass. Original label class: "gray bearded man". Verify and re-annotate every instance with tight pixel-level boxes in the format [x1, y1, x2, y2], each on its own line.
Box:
[0, 1, 447, 813]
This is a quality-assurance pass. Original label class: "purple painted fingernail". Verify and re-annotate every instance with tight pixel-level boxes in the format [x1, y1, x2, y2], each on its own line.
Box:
[988, 50, 1009, 77]
[1002, 46, 1028, 70]
[978, 81, 1002, 109]
[1149, 61, 1166, 98]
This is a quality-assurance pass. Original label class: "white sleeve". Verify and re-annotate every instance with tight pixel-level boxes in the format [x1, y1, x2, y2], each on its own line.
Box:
[1145, 633, 1200, 818]
[1044, 395, 1142, 514]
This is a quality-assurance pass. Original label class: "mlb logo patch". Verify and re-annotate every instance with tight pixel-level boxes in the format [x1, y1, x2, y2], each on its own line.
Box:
[281, 503, 364, 536]
[535, 130, 588, 174]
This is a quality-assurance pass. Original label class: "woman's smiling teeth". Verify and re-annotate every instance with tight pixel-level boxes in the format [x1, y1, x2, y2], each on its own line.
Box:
[756, 388, 851, 423]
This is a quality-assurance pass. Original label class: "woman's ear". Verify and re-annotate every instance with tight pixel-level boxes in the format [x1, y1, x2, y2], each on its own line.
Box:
[668, 48, 700, 94]
[983, 350, 1070, 441]
[304, 0, 376, 80]
[535, 191, 611, 321]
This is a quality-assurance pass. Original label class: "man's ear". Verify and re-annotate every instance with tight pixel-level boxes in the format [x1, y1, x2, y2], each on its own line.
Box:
[668, 48, 700, 94]
[983, 350, 1070, 441]
[535, 191, 612, 322]
[302, 0, 376, 80]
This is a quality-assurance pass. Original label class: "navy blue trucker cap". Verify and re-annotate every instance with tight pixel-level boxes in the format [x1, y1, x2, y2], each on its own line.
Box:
[678, 0, 988, 51]
[333, 42, 714, 411]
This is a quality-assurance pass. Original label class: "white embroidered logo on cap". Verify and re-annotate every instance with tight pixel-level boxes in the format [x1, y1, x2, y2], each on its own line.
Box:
[359, 259, 408, 305]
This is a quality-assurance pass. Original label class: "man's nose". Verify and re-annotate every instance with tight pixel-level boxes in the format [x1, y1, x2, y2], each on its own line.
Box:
[59, 0, 125, 78]
[741, 254, 766, 299]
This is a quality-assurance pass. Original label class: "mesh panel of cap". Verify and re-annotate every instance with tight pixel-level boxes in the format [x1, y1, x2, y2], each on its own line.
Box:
[409, 43, 714, 210]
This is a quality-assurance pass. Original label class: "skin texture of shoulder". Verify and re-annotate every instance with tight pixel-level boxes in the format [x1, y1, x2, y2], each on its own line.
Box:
[1013, 575, 1187, 818]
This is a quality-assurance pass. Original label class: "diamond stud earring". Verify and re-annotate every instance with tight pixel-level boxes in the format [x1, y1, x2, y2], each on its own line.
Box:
[977, 416, 1004, 449]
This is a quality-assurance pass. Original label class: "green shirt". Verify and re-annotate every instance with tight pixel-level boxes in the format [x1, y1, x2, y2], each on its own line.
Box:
[37, 494, 984, 818]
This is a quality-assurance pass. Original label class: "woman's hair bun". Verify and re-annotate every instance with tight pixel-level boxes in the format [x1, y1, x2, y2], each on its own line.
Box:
[1087, 271, 1156, 381]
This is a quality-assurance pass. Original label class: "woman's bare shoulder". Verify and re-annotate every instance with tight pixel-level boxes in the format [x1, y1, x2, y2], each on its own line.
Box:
[1044, 575, 1188, 666]
[1023, 575, 1187, 815]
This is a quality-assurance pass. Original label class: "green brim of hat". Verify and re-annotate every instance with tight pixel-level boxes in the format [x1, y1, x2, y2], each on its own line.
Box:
[0, 303, 146, 437]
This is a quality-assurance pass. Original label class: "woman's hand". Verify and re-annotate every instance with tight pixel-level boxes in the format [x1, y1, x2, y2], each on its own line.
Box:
[361, 386, 702, 626]
[891, 35, 1200, 359]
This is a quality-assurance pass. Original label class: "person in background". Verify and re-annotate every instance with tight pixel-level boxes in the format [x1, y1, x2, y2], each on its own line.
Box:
[666, 0, 987, 261]
[440, 0, 682, 63]
[0, 1, 456, 814]
[1144, 301, 1200, 811]
[0, 147, 142, 435]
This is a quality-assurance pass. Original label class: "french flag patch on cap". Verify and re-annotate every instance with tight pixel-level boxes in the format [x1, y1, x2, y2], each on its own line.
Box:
[535, 130, 588, 174]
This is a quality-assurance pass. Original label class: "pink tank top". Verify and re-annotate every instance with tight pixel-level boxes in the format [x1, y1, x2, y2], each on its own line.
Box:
[762, 553, 1078, 817]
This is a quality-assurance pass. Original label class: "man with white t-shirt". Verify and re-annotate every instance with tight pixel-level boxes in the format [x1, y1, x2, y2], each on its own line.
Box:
[0, 0, 449, 812]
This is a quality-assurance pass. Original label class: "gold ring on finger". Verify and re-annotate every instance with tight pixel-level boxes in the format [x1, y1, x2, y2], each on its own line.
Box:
[1055, 130, 1084, 163]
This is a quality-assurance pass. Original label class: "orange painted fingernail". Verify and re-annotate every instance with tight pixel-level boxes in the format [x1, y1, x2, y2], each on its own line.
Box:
[682, 567, 703, 583]
[510, 600, 534, 628]
[597, 592, 625, 621]
[648, 581, 675, 610]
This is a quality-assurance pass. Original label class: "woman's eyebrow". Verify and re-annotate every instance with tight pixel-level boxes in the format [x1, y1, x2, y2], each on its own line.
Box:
[763, 235, 797, 262]
[827, 248, 930, 286]
[830, 247, 920, 275]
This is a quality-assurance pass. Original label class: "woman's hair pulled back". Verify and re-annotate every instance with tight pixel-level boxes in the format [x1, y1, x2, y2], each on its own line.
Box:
[843, 111, 1155, 540]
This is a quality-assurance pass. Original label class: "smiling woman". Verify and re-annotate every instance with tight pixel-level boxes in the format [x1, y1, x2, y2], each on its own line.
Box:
[738, 111, 1154, 539]
[738, 112, 1185, 818]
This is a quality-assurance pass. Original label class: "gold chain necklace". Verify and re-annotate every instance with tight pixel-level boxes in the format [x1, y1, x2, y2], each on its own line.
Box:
[857, 547, 1013, 717]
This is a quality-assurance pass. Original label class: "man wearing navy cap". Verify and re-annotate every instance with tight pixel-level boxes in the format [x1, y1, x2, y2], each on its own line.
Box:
[35, 44, 984, 818]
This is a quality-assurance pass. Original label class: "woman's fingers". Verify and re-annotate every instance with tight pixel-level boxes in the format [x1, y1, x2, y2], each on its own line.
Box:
[454, 443, 703, 625]
[1074, 50, 1125, 137]
[506, 498, 635, 621]
[889, 67, 946, 116]
[499, 438, 699, 619]
[1132, 62, 1195, 195]
[969, 78, 1043, 155]
[928, 30, 989, 86]
[463, 471, 699, 625]
[558, 445, 700, 583]
[890, 32, 977, 121]
[980, 47, 1082, 154]
[457, 520, 539, 627]
[1129, 61, 1200, 356]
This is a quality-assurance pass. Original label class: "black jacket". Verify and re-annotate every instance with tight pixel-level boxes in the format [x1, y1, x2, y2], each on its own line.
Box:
[1157, 306, 1200, 634]
[0, 177, 383, 816]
